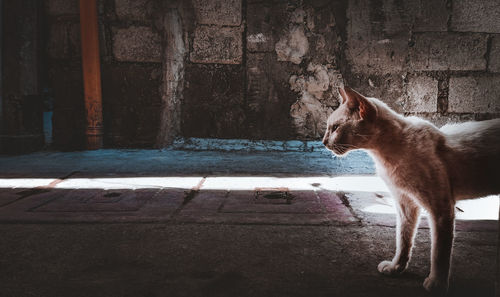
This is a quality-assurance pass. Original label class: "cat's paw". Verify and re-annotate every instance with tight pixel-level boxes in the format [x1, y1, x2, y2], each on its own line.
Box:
[423, 276, 448, 295]
[377, 260, 406, 275]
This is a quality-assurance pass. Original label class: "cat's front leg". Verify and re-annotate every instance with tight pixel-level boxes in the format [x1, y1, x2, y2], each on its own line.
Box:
[378, 195, 421, 275]
[423, 207, 455, 294]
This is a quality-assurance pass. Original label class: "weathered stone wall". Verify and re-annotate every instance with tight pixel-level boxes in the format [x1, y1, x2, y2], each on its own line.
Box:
[183, 0, 346, 139]
[43, 0, 500, 149]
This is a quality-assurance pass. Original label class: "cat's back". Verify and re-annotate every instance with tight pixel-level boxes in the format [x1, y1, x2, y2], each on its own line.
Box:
[440, 118, 500, 199]
[440, 118, 500, 154]
[440, 118, 500, 136]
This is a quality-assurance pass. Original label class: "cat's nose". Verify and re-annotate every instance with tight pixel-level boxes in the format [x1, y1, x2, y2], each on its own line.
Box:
[322, 138, 328, 146]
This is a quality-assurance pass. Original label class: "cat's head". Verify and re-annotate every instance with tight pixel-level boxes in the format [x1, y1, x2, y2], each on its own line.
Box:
[322, 87, 378, 155]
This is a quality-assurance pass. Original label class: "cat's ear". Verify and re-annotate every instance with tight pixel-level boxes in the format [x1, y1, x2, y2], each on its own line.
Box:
[338, 87, 348, 104]
[343, 87, 377, 121]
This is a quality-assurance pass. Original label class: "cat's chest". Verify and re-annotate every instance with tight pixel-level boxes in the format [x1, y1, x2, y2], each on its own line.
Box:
[376, 165, 396, 186]
[374, 159, 411, 191]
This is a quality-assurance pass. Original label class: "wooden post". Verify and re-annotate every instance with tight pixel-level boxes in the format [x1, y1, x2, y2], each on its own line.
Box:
[79, 0, 103, 149]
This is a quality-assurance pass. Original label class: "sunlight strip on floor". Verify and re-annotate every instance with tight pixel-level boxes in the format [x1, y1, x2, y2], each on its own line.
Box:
[53, 177, 203, 190]
[0, 176, 388, 192]
[361, 195, 499, 221]
[0, 176, 496, 220]
[0, 178, 58, 188]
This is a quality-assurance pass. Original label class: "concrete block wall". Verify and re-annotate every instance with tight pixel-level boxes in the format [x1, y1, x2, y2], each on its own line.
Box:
[345, 0, 500, 125]
[42, 0, 500, 149]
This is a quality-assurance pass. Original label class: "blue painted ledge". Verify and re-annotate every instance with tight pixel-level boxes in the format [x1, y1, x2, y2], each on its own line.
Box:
[0, 138, 376, 177]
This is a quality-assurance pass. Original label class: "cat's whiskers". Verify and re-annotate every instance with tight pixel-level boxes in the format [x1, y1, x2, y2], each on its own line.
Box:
[332, 143, 361, 154]
[332, 143, 347, 154]
[336, 143, 360, 149]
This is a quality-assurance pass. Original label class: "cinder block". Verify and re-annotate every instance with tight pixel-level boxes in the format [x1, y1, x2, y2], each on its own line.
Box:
[49, 63, 85, 149]
[245, 53, 299, 139]
[488, 35, 500, 73]
[190, 26, 242, 64]
[348, 0, 448, 38]
[348, 0, 396, 37]
[448, 76, 500, 113]
[102, 63, 162, 147]
[347, 38, 408, 74]
[346, 0, 450, 73]
[404, 75, 438, 113]
[182, 64, 245, 138]
[45, 0, 79, 16]
[346, 0, 410, 73]
[192, 0, 242, 26]
[47, 22, 81, 60]
[409, 33, 487, 71]
[112, 26, 161, 63]
[246, 2, 273, 52]
[451, 0, 500, 33]
[344, 72, 406, 113]
[114, 0, 150, 21]
[412, 0, 449, 32]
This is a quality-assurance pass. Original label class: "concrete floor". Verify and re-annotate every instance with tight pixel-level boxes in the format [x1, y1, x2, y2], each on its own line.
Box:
[0, 148, 497, 297]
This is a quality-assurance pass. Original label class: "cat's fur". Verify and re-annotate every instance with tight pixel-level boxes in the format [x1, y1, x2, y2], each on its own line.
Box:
[322, 87, 500, 294]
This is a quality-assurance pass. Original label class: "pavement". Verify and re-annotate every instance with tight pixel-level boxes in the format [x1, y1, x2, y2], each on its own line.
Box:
[0, 145, 498, 297]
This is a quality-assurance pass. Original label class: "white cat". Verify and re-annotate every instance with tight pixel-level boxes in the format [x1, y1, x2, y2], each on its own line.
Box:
[322, 87, 500, 294]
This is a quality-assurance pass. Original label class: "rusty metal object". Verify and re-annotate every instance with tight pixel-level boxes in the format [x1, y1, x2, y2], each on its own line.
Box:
[79, 0, 103, 149]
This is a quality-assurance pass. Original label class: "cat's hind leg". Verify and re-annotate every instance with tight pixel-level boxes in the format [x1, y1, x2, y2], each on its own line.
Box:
[378, 194, 421, 275]
[423, 205, 455, 294]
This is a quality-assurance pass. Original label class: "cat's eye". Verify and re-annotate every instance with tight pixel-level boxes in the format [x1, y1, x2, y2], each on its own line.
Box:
[331, 125, 339, 132]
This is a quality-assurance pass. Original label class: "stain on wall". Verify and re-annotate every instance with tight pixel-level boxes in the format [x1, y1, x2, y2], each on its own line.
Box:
[289, 63, 343, 137]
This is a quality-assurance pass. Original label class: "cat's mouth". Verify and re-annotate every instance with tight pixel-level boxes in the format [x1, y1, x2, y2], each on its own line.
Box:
[326, 144, 350, 156]
[323, 146, 342, 156]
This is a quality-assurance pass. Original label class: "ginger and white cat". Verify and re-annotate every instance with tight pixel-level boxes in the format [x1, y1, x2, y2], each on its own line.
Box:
[322, 87, 500, 294]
